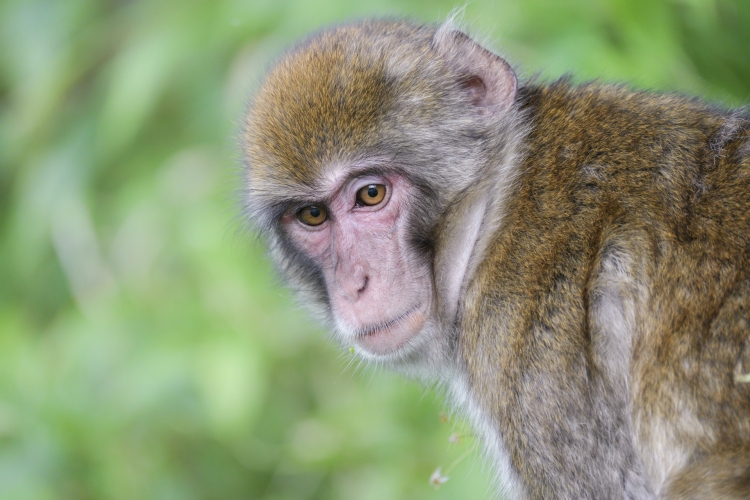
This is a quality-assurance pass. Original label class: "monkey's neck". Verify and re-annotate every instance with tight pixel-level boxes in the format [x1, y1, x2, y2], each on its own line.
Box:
[434, 106, 529, 332]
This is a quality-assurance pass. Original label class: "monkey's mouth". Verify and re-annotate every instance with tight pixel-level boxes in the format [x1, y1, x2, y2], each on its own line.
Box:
[354, 302, 426, 354]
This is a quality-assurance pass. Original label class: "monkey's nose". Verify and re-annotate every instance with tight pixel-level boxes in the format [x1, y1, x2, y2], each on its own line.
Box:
[337, 265, 369, 301]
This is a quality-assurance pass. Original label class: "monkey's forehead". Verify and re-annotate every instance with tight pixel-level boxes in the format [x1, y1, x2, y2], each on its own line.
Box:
[243, 20, 447, 190]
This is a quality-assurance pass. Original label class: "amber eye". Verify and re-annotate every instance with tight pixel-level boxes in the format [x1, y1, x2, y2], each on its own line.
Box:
[297, 205, 327, 226]
[356, 184, 386, 206]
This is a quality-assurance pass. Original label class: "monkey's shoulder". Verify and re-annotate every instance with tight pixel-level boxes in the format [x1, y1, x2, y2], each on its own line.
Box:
[508, 80, 750, 239]
[519, 79, 750, 169]
[522, 79, 742, 128]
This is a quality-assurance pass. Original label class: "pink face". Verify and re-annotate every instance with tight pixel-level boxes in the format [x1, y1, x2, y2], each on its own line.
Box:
[281, 170, 434, 357]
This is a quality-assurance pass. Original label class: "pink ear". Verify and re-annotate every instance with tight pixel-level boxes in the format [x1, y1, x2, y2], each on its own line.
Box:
[435, 30, 517, 111]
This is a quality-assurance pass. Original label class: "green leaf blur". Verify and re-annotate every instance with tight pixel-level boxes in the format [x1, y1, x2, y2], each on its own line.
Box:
[0, 0, 748, 499]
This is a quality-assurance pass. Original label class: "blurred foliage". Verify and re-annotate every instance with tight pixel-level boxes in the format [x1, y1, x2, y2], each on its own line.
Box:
[0, 0, 748, 499]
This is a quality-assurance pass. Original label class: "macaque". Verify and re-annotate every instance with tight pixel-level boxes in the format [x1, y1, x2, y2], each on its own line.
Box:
[242, 19, 750, 499]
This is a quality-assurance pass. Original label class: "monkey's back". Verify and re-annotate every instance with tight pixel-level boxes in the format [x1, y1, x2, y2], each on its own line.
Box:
[462, 81, 750, 497]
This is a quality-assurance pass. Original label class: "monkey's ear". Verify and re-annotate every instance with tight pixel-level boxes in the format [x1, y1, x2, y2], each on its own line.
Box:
[435, 30, 517, 112]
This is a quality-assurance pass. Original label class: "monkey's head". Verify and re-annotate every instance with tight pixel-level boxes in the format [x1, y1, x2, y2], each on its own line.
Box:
[243, 20, 520, 374]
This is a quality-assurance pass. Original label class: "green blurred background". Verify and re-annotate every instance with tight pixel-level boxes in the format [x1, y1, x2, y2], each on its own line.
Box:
[0, 0, 748, 498]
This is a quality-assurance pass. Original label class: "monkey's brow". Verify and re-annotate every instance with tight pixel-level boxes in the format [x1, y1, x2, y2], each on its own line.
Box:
[344, 165, 396, 179]
[271, 198, 324, 216]
[282, 166, 399, 203]
[270, 163, 408, 219]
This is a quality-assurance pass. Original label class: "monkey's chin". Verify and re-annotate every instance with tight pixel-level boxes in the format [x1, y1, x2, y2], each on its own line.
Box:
[354, 303, 427, 356]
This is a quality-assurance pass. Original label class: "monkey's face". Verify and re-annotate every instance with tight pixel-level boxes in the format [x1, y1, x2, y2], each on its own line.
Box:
[243, 20, 520, 370]
[280, 167, 434, 357]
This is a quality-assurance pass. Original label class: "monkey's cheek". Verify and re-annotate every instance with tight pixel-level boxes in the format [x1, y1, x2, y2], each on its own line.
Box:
[355, 305, 428, 356]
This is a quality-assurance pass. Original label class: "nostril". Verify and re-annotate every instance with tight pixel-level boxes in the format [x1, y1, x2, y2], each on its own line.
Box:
[358, 276, 369, 294]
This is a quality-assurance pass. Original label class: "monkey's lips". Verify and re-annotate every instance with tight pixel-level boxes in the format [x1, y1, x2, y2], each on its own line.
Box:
[354, 302, 427, 355]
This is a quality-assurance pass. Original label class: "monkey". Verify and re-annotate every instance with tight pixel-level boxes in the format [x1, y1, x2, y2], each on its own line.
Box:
[241, 18, 750, 499]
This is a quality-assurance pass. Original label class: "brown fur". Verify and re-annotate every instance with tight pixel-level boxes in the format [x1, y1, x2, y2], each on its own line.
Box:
[243, 19, 750, 499]
[464, 81, 750, 497]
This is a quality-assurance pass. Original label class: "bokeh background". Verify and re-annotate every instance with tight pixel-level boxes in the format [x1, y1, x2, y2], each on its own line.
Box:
[0, 0, 748, 499]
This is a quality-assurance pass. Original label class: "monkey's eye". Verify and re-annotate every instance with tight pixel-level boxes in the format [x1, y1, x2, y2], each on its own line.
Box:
[297, 205, 327, 226]
[356, 184, 386, 206]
